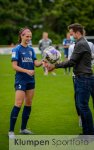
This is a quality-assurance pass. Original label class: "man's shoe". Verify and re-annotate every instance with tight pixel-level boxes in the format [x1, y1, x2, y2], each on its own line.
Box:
[8, 131, 15, 139]
[20, 129, 33, 135]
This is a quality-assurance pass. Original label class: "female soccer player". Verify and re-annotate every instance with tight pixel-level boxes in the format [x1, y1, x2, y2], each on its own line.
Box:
[8, 27, 43, 139]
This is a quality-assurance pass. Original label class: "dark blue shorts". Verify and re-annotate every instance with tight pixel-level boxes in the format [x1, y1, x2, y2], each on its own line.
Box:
[15, 82, 35, 91]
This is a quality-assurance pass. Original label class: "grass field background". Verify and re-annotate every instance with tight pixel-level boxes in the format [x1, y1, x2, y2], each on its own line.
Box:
[0, 54, 94, 150]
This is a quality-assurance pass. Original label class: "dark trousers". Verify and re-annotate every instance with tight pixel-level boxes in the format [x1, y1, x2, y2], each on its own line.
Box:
[75, 75, 94, 135]
[72, 76, 80, 116]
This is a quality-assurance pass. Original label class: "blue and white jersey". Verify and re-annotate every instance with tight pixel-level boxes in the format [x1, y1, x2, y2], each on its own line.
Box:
[11, 44, 37, 84]
[63, 38, 73, 47]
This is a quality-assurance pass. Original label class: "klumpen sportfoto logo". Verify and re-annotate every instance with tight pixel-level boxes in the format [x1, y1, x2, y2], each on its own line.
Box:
[14, 137, 89, 147]
[9, 135, 94, 150]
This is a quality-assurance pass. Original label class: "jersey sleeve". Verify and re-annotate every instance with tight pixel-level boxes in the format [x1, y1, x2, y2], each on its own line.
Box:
[11, 47, 19, 61]
[32, 48, 37, 60]
[49, 39, 52, 45]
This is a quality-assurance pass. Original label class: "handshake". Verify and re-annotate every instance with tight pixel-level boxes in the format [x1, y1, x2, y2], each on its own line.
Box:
[42, 60, 56, 72]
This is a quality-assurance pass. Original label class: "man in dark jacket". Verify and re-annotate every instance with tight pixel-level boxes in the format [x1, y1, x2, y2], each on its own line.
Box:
[46, 23, 94, 135]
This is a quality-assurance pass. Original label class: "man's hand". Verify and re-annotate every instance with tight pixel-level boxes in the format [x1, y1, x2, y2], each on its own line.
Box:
[42, 60, 48, 67]
[47, 64, 55, 72]
[42, 60, 55, 72]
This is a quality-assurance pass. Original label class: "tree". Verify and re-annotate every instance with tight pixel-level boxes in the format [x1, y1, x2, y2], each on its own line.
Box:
[0, 0, 94, 45]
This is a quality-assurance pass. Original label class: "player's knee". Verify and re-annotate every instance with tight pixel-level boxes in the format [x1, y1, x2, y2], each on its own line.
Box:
[15, 104, 22, 107]
[25, 100, 32, 106]
[15, 98, 23, 107]
[15, 101, 23, 107]
[25, 103, 32, 106]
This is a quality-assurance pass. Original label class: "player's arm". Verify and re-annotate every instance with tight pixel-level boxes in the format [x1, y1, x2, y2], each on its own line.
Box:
[32, 47, 43, 67]
[34, 59, 43, 67]
[12, 61, 34, 76]
[38, 40, 42, 51]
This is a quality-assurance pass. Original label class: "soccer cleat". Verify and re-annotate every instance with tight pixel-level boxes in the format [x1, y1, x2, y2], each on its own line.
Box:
[20, 129, 33, 135]
[8, 131, 15, 139]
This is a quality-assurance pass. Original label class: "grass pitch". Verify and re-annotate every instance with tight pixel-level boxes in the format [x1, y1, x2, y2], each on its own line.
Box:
[0, 54, 93, 150]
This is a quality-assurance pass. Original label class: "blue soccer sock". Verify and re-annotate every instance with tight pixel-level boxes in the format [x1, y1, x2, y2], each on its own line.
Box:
[21, 106, 31, 130]
[9, 106, 21, 132]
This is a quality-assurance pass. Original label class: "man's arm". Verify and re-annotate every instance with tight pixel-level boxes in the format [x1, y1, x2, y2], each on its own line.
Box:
[55, 59, 75, 68]
[47, 44, 85, 71]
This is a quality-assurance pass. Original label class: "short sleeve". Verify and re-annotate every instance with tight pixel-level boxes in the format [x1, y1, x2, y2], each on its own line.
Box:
[11, 47, 19, 61]
[32, 48, 37, 60]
